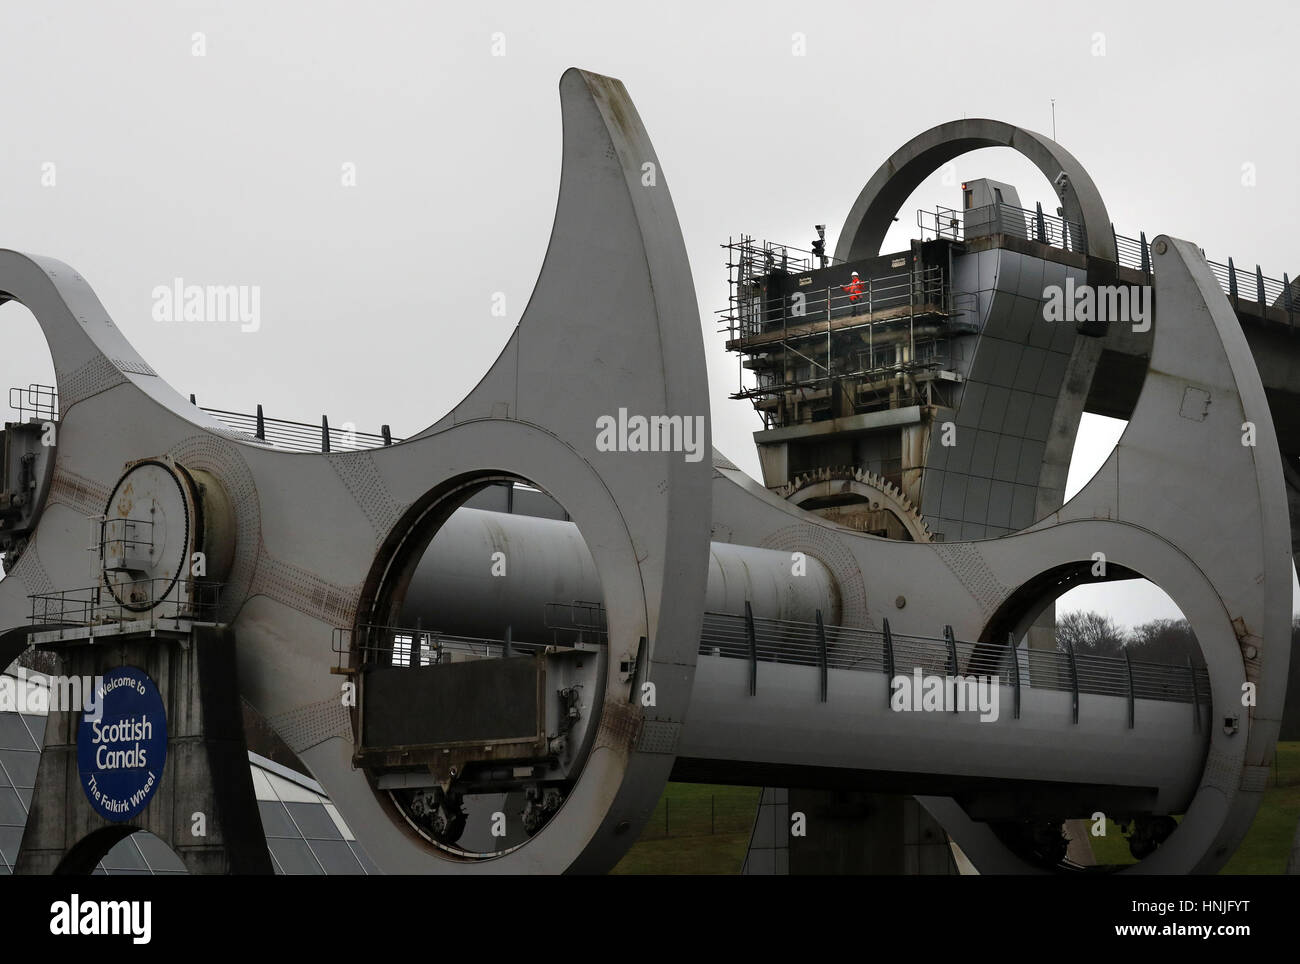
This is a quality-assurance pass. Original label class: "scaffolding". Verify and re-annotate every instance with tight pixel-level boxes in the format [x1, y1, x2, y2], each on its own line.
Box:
[719, 235, 971, 430]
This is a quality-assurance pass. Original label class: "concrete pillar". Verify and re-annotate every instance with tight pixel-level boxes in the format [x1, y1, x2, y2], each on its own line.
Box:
[741, 787, 789, 875]
[781, 790, 956, 875]
[15, 625, 271, 874]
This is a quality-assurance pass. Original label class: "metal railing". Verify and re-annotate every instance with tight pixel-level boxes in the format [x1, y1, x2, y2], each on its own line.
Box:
[696, 611, 1209, 708]
[918, 200, 1295, 322]
[1204, 258, 1294, 313]
[722, 265, 963, 422]
[917, 200, 1296, 322]
[722, 235, 839, 281]
[918, 205, 964, 241]
[28, 579, 224, 635]
[200, 405, 400, 453]
[7, 384, 57, 423]
[3, 384, 398, 453]
[336, 607, 1208, 714]
[722, 266, 950, 344]
[543, 599, 608, 642]
[1103, 237, 1294, 323]
[1114, 231, 1152, 273]
[334, 625, 444, 667]
[1116, 233, 1294, 312]
[335, 599, 612, 671]
[996, 202, 1086, 252]
[99, 516, 155, 571]
[918, 202, 1087, 253]
[725, 204, 1294, 359]
[333, 623, 552, 669]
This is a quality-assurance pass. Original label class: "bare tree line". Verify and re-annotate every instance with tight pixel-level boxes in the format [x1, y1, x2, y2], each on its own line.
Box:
[1055, 611, 1205, 666]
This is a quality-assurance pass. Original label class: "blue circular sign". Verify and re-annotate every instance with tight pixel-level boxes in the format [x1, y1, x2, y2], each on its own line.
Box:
[76, 666, 167, 822]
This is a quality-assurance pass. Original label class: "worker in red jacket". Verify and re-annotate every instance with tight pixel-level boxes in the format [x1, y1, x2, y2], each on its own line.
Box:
[841, 271, 864, 311]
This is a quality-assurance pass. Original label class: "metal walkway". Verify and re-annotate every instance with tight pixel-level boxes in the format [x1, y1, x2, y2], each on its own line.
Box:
[697, 610, 1209, 723]
[919, 200, 1296, 321]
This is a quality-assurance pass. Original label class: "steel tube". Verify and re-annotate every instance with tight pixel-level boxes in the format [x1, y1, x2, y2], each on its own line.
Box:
[402, 506, 840, 643]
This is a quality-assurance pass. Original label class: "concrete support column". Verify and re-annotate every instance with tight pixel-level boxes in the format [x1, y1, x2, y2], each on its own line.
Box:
[787, 791, 955, 874]
[15, 625, 271, 875]
[749, 790, 956, 875]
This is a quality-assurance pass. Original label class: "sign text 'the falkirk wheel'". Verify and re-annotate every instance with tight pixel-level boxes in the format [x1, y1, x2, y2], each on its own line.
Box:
[75, 667, 168, 822]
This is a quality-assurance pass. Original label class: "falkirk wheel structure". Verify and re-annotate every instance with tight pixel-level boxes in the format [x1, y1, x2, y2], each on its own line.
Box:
[0, 68, 1295, 875]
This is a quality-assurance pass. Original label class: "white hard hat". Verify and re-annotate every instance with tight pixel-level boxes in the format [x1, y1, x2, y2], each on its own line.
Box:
[851, 271, 859, 276]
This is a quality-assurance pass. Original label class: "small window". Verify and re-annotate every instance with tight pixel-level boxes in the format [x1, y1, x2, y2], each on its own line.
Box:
[993, 187, 1004, 203]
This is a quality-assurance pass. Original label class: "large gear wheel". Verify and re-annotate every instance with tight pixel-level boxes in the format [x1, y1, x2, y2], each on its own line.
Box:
[777, 466, 933, 543]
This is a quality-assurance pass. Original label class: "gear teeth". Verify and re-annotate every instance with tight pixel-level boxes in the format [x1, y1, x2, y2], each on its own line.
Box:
[778, 465, 933, 542]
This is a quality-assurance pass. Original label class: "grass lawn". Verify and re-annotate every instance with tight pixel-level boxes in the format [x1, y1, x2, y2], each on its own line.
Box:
[1222, 741, 1300, 873]
[1082, 741, 1299, 872]
[611, 783, 760, 875]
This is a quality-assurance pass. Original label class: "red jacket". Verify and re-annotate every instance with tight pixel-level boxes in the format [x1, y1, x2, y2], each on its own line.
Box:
[842, 278, 864, 301]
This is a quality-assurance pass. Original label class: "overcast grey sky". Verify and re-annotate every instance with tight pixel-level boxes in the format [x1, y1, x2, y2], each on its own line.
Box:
[1, 1, 1295, 627]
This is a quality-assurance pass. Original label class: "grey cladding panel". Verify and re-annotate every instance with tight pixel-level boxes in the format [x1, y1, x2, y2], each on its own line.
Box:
[940, 475, 969, 520]
[1026, 313, 1056, 349]
[993, 435, 1022, 483]
[998, 251, 1022, 294]
[1024, 398, 1055, 441]
[1036, 352, 1070, 397]
[987, 481, 1015, 529]
[1003, 390, 1035, 437]
[963, 475, 992, 524]
[1004, 295, 1038, 343]
[982, 386, 1011, 431]
[978, 250, 998, 292]
[1012, 348, 1046, 394]
[990, 339, 1024, 387]
[1010, 483, 1038, 529]
[956, 381, 987, 427]
[947, 431, 975, 473]
[969, 430, 998, 478]
[1017, 440, 1047, 486]
[1016, 257, 1045, 300]
[1049, 316, 1078, 353]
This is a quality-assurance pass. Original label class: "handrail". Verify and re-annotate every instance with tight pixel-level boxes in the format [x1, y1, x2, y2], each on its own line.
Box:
[883, 618, 896, 707]
[816, 609, 828, 703]
[918, 202, 1088, 253]
[721, 265, 949, 343]
[1122, 646, 1135, 729]
[7, 384, 57, 423]
[327, 608, 1211, 727]
[27, 578, 224, 637]
[4, 383, 401, 454]
[200, 406, 401, 453]
[1007, 633, 1021, 720]
[334, 623, 552, 671]
[695, 610, 1209, 711]
[916, 200, 1294, 321]
[1064, 635, 1080, 724]
[745, 600, 758, 697]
